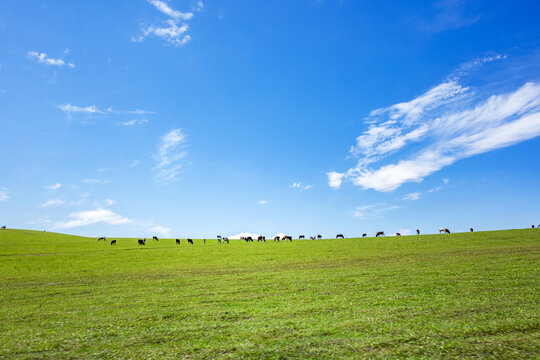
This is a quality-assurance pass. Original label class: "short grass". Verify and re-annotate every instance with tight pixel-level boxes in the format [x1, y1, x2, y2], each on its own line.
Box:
[0, 228, 538, 359]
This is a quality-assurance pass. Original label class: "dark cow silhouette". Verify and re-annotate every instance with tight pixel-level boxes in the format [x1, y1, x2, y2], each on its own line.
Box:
[376, 231, 385, 237]
[176, 239, 180, 245]
[416, 229, 420, 235]
[110, 240, 116, 245]
[223, 237, 229, 244]
[1, 225, 6, 229]
[138, 238, 146, 245]
[336, 234, 344, 239]
[244, 236, 253, 242]
[362, 233, 367, 238]
[532, 225, 535, 229]
[217, 235, 222, 239]
[258, 235, 266, 242]
[153, 236, 159, 241]
[470, 228, 474, 232]
[98, 236, 106, 241]
[218, 238, 221, 244]
[282, 235, 292, 241]
[396, 233, 401, 236]
[203, 239, 206, 244]
[317, 234, 322, 239]
[439, 228, 451, 234]
[274, 236, 280, 241]
[299, 235, 305, 239]
[310, 236, 316, 240]
[187, 238, 193, 244]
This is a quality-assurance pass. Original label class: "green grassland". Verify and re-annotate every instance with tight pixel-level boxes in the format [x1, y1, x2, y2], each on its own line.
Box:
[0, 229, 538, 359]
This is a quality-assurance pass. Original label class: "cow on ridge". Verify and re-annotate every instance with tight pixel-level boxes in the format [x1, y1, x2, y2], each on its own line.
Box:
[138, 239, 146, 245]
[110, 240, 116, 245]
[416, 229, 420, 235]
[258, 235, 266, 242]
[153, 236, 159, 241]
[439, 228, 450, 234]
[336, 234, 344, 239]
[396, 233, 401, 236]
[376, 231, 385, 237]
[299, 235, 305, 239]
[317, 235, 322, 239]
[187, 238, 194, 245]
[176, 239, 180, 245]
[362, 233, 367, 238]
[470, 228, 474, 232]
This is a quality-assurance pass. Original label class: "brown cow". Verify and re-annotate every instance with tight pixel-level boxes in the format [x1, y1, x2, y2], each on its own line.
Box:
[376, 231, 385, 237]
[110, 240, 116, 245]
[396, 233, 401, 236]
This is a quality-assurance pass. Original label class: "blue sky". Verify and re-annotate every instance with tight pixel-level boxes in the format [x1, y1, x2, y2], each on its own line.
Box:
[1, 0, 539, 238]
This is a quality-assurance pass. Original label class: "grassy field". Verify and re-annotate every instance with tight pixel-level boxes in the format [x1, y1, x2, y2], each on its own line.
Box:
[0, 229, 538, 359]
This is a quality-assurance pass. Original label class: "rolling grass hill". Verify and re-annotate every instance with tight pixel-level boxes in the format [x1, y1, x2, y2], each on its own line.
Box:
[0, 228, 538, 359]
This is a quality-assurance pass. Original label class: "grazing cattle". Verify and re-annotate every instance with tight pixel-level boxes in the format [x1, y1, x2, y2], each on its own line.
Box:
[299, 235, 305, 239]
[98, 236, 106, 241]
[218, 238, 221, 244]
[362, 233, 367, 238]
[176, 239, 180, 245]
[153, 236, 159, 241]
[282, 235, 292, 241]
[187, 238, 194, 245]
[258, 235, 266, 242]
[532, 225, 535, 229]
[138, 238, 146, 245]
[439, 228, 451, 234]
[336, 234, 344, 239]
[376, 231, 385, 237]
[310, 236, 316, 240]
[217, 235, 222, 239]
[416, 229, 420, 235]
[317, 234, 322, 239]
[223, 237, 229, 244]
[274, 236, 280, 241]
[110, 240, 116, 245]
[203, 239, 206, 244]
[396, 233, 401, 236]
[245, 236, 253, 242]
[1, 225, 6, 229]
[470, 228, 474, 232]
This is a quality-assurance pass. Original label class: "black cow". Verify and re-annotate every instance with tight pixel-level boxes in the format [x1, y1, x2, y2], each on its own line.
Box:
[110, 240, 116, 245]
[187, 238, 194, 244]
[217, 235, 222, 239]
[138, 238, 146, 245]
[258, 235, 266, 242]
[282, 235, 292, 241]
[439, 228, 451, 234]
[98, 236, 106, 241]
[176, 239, 180, 245]
[396, 233, 401, 236]
[153, 236, 159, 241]
[310, 236, 316, 240]
[336, 234, 344, 239]
[470, 228, 474, 232]
[532, 225, 535, 229]
[218, 238, 221, 244]
[416, 229, 420, 235]
[244, 236, 253, 242]
[376, 231, 385, 237]
[223, 237, 229, 244]
[362, 233, 367, 238]
[317, 234, 322, 239]
[274, 236, 280, 241]
[1, 225, 6, 229]
[299, 235, 305, 239]
[203, 239, 206, 244]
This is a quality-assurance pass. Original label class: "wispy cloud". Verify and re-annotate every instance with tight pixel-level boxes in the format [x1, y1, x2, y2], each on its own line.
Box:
[352, 203, 399, 220]
[133, 0, 202, 46]
[154, 128, 188, 182]
[130, 160, 141, 167]
[0, 189, 9, 202]
[150, 225, 171, 237]
[259, 200, 269, 205]
[59, 104, 105, 114]
[56, 208, 132, 229]
[46, 182, 62, 190]
[329, 56, 540, 192]
[402, 192, 421, 200]
[40, 199, 66, 207]
[417, 0, 481, 33]
[123, 118, 149, 126]
[105, 199, 116, 206]
[290, 182, 315, 192]
[83, 179, 110, 184]
[28, 51, 75, 68]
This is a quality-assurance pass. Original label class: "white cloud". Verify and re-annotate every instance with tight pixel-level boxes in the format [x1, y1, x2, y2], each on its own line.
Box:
[327, 172, 345, 189]
[40, 199, 66, 207]
[352, 203, 399, 220]
[134, 0, 200, 46]
[150, 225, 172, 237]
[123, 118, 149, 126]
[56, 208, 132, 229]
[290, 182, 315, 192]
[128, 109, 154, 115]
[83, 179, 110, 184]
[259, 200, 269, 205]
[154, 128, 188, 182]
[397, 228, 412, 236]
[0, 189, 8, 202]
[332, 80, 540, 192]
[402, 192, 421, 200]
[105, 199, 116, 206]
[443, 178, 449, 184]
[59, 104, 104, 114]
[228, 232, 262, 240]
[46, 182, 62, 190]
[28, 51, 75, 68]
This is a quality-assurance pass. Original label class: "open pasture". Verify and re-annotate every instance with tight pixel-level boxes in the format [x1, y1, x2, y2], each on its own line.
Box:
[0, 229, 539, 359]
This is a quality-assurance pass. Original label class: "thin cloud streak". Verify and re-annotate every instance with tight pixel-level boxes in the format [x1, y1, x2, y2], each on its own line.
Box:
[154, 128, 188, 183]
[56, 208, 132, 229]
